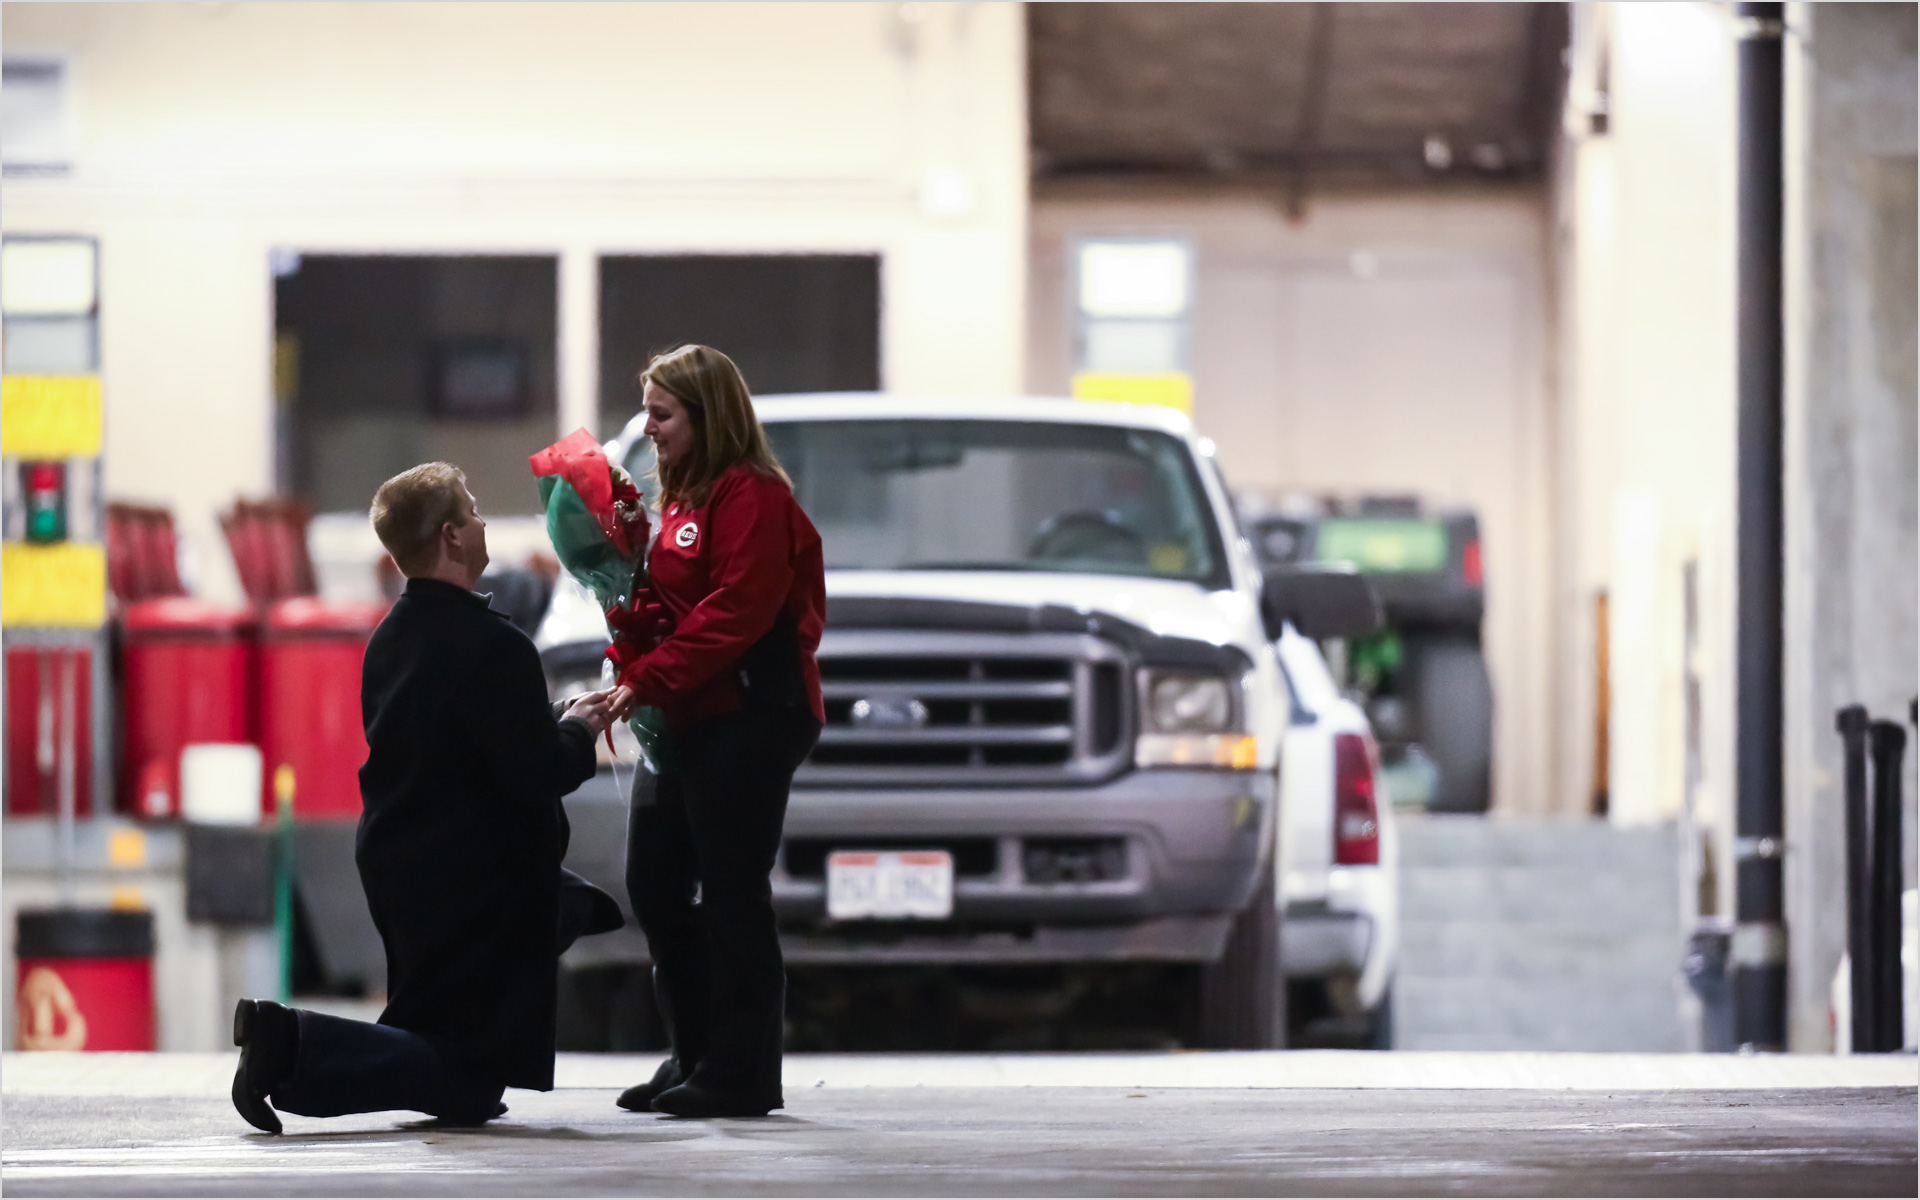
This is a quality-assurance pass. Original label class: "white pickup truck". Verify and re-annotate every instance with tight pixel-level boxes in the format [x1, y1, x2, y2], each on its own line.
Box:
[538, 396, 1397, 1047]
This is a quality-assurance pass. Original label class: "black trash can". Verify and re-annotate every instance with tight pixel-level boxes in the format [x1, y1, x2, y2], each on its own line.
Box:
[1683, 919, 1734, 1053]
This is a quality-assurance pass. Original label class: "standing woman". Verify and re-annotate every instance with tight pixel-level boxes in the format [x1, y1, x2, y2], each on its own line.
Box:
[612, 345, 825, 1118]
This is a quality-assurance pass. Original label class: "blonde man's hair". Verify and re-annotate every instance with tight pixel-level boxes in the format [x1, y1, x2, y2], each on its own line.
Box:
[641, 344, 791, 508]
[370, 462, 469, 576]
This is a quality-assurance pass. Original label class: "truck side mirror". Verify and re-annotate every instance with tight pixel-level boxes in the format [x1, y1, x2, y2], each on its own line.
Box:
[1261, 565, 1384, 641]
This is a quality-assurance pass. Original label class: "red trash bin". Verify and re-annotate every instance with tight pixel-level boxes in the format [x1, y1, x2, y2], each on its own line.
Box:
[120, 598, 256, 818]
[4, 643, 98, 818]
[14, 908, 155, 1051]
[259, 598, 388, 819]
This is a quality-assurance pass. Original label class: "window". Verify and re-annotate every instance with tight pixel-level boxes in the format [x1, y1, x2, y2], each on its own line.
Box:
[1, 236, 97, 373]
[599, 255, 880, 436]
[2, 58, 70, 176]
[273, 255, 557, 514]
[1070, 238, 1194, 412]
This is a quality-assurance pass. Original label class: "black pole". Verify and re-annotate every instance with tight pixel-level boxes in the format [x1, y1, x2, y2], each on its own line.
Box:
[1838, 706, 1874, 1051]
[1868, 721, 1907, 1052]
[1731, 1, 1788, 1052]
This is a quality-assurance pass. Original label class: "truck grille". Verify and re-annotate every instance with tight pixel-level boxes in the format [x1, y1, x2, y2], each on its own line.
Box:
[799, 631, 1129, 787]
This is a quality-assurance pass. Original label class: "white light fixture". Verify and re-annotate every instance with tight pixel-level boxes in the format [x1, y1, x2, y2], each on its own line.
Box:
[1, 238, 96, 316]
[920, 167, 976, 219]
[1077, 241, 1191, 319]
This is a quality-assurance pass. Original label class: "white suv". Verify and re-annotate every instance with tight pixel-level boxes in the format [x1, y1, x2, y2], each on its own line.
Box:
[538, 396, 1397, 1046]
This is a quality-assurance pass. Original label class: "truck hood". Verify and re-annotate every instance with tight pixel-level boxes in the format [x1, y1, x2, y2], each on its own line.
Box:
[827, 570, 1258, 651]
[540, 568, 1262, 655]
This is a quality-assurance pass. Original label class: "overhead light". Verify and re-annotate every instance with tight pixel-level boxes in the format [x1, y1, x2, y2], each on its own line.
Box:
[1423, 135, 1454, 171]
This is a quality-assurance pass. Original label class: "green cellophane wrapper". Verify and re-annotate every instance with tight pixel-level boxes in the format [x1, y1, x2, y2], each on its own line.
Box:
[537, 474, 676, 773]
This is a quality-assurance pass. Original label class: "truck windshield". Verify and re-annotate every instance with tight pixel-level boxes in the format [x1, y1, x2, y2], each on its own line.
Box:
[762, 419, 1228, 586]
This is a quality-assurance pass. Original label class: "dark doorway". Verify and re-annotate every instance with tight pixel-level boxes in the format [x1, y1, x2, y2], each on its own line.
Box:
[598, 255, 882, 437]
[274, 255, 557, 514]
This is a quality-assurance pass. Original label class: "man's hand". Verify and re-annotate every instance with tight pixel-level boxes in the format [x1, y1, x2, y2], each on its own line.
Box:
[562, 686, 632, 737]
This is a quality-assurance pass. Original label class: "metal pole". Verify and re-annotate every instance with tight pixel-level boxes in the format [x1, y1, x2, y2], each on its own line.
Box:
[1868, 721, 1906, 1052]
[1731, 1, 1788, 1052]
[55, 649, 77, 907]
[1837, 705, 1874, 1051]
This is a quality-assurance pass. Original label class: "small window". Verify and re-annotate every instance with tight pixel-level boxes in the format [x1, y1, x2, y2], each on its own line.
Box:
[273, 255, 558, 514]
[1, 235, 97, 373]
[2, 59, 71, 176]
[599, 254, 881, 437]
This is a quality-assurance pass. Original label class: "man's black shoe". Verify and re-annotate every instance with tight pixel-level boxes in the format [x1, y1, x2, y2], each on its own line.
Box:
[231, 999, 298, 1135]
[615, 1057, 685, 1112]
[648, 1076, 782, 1118]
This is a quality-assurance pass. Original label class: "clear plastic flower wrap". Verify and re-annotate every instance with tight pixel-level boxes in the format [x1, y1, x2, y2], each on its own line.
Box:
[530, 429, 676, 773]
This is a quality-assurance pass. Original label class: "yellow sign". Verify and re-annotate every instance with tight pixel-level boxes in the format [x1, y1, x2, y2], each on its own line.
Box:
[1, 376, 103, 458]
[1071, 371, 1193, 413]
[1, 543, 107, 628]
[108, 827, 149, 869]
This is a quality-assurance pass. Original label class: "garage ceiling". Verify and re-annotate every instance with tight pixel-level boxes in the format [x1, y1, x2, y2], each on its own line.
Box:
[1029, 2, 1568, 196]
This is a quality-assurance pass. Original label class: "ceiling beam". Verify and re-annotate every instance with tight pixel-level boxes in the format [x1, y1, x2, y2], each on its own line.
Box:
[1286, 4, 1338, 218]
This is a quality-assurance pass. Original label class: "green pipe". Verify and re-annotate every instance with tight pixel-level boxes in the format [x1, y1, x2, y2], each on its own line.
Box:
[273, 765, 295, 1005]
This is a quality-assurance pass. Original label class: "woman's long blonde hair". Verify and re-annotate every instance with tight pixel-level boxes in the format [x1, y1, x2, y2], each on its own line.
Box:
[641, 344, 791, 508]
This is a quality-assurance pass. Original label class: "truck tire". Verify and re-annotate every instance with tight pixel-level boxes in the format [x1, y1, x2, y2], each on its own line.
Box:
[556, 963, 666, 1052]
[1411, 636, 1493, 813]
[1194, 858, 1283, 1048]
[1364, 984, 1394, 1050]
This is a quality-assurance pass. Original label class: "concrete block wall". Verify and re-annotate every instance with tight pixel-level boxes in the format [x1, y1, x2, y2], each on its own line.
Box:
[1395, 815, 1686, 1052]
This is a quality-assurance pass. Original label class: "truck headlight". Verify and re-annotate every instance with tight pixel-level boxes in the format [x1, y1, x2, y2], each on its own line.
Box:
[1144, 673, 1234, 733]
[1136, 670, 1255, 769]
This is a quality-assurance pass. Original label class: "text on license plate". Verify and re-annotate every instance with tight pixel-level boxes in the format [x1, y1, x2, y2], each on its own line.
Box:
[826, 850, 954, 920]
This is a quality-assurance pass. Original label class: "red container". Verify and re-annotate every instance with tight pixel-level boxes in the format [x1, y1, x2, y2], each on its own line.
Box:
[14, 909, 154, 1051]
[260, 598, 388, 819]
[120, 598, 256, 818]
[4, 644, 95, 817]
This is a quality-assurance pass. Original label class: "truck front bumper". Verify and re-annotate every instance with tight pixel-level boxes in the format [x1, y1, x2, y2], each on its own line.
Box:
[771, 769, 1272, 952]
[558, 767, 1273, 968]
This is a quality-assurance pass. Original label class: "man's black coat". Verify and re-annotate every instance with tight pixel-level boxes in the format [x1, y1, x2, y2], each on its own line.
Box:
[356, 577, 597, 1092]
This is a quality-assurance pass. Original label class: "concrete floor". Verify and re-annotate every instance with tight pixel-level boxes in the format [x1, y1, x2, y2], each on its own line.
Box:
[4, 1052, 1914, 1196]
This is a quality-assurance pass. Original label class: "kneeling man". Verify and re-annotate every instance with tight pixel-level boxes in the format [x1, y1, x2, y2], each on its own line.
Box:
[231, 462, 628, 1132]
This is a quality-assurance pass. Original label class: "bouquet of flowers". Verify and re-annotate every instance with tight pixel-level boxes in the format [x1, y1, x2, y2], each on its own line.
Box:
[529, 429, 675, 771]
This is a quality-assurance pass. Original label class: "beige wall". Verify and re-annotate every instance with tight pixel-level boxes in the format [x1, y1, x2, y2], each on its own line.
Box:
[1, 2, 1028, 604]
[1557, 2, 1741, 906]
[1030, 189, 1559, 816]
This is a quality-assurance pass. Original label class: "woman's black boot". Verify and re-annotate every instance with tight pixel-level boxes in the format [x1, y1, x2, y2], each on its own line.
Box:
[616, 1055, 686, 1112]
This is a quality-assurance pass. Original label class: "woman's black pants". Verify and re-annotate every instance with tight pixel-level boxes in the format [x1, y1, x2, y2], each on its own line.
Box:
[625, 706, 819, 1097]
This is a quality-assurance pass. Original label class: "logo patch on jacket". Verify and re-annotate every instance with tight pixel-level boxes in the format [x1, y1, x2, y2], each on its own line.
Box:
[675, 522, 698, 549]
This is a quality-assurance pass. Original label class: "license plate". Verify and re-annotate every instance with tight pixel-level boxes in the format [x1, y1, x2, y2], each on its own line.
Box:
[826, 850, 954, 920]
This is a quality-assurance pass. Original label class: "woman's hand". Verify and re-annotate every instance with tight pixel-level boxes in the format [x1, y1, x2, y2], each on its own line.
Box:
[563, 686, 633, 737]
[608, 682, 641, 722]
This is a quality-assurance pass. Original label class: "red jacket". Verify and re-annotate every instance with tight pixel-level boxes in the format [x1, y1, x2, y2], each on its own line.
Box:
[625, 464, 825, 729]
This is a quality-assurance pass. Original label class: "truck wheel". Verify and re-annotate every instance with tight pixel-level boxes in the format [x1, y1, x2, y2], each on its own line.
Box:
[1194, 858, 1283, 1048]
[1411, 636, 1493, 813]
[557, 963, 666, 1052]
[1364, 985, 1394, 1050]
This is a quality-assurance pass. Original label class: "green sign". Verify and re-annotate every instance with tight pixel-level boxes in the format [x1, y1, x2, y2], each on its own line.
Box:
[1315, 519, 1448, 574]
